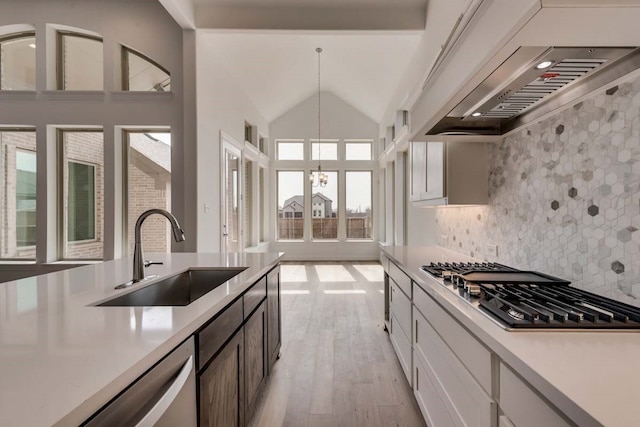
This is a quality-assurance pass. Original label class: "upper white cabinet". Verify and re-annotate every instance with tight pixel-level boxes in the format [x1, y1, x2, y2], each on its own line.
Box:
[410, 140, 488, 206]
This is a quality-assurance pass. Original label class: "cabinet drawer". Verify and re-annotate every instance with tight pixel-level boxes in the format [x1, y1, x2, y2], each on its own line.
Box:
[244, 276, 267, 318]
[499, 363, 570, 427]
[389, 261, 411, 298]
[414, 307, 495, 427]
[197, 297, 243, 370]
[390, 280, 411, 339]
[413, 348, 456, 427]
[389, 312, 412, 386]
[413, 283, 492, 394]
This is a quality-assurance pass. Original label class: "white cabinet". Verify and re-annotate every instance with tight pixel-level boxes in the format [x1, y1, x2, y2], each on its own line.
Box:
[386, 259, 413, 386]
[409, 140, 489, 206]
[389, 280, 412, 386]
[412, 282, 496, 427]
[499, 363, 571, 427]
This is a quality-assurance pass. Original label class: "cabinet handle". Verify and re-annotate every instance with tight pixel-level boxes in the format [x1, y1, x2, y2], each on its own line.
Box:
[415, 319, 418, 343]
[134, 355, 194, 427]
[416, 366, 419, 391]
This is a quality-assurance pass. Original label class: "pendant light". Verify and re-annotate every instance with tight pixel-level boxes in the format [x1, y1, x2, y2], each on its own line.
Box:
[310, 47, 328, 188]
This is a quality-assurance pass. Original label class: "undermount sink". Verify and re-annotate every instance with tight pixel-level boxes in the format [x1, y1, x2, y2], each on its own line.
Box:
[96, 267, 248, 307]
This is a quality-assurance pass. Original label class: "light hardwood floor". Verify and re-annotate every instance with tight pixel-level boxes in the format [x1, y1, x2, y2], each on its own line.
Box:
[250, 262, 426, 427]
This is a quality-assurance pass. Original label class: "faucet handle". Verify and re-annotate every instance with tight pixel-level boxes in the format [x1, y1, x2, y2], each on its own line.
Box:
[144, 260, 164, 268]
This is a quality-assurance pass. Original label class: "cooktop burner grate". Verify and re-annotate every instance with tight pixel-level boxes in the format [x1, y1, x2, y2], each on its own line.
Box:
[479, 284, 640, 329]
[421, 261, 519, 278]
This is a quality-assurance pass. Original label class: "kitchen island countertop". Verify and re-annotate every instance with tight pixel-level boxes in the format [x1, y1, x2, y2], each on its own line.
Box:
[382, 245, 639, 427]
[0, 252, 283, 427]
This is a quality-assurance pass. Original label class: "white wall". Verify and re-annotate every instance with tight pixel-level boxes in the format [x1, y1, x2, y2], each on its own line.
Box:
[270, 91, 380, 261]
[195, 34, 270, 253]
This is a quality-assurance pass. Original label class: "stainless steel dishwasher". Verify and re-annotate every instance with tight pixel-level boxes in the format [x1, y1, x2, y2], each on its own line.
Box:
[82, 337, 197, 427]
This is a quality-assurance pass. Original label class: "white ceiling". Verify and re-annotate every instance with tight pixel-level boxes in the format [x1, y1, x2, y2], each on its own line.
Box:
[160, 0, 428, 124]
[194, 0, 426, 7]
[200, 32, 424, 123]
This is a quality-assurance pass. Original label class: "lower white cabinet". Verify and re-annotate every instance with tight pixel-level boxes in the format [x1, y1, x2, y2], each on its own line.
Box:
[382, 254, 575, 427]
[499, 363, 571, 427]
[413, 306, 496, 427]
[413, 350, 457, 427]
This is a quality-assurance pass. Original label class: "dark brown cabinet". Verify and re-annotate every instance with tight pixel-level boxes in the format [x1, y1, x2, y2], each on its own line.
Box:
[199, 329, 244, 427]
[266, 265, 281, 371]
[244, 299, 267, 420]
[197, 266, 278, 427]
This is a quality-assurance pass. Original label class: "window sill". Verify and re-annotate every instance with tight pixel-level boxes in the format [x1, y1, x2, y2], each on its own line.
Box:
[0, 90, 37, 100]
[111, 91, 173, 101]
[42, 90, 104, 101]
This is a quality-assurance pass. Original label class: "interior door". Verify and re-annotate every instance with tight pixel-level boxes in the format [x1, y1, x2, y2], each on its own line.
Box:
[222, 139, 242, 255]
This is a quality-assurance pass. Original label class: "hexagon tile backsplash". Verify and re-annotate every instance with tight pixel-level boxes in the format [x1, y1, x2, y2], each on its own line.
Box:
[436, 70, 640, 307]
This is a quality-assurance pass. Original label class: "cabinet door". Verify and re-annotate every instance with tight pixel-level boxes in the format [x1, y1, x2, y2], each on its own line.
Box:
[410, 141, 445, 202]
[245, 299, 267, 421]
[424, 142, 445, 200]
[410, 141, 427, 201]
[199, 329, 244, 427]
[267, 266, 281, 370]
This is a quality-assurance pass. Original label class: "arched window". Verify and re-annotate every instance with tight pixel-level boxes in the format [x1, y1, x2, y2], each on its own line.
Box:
[57, 31, 103, 90]
[0, 32, 36, 90]
[122, 46, 170, 91]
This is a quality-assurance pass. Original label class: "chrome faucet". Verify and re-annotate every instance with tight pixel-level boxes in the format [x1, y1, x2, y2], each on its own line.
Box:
[132, 208, 185, 283]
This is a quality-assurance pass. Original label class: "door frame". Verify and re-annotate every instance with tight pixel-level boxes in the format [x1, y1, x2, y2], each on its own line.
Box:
[220, 131, 244, 255]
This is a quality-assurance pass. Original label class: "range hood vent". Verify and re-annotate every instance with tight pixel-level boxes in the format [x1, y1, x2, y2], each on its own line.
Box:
[428, 46, 640, 136]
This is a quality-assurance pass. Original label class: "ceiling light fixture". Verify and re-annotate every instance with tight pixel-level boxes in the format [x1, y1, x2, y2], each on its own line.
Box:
[535, 60, 554, 70]
[471, 112, 482, 117]
[310, 47, 327, 188]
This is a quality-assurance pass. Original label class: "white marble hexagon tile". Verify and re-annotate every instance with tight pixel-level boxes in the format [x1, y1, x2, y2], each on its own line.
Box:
[437, 70, 640, 307]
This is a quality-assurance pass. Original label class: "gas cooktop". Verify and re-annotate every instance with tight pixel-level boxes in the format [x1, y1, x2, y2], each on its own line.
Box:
[420, 261, 640, 330]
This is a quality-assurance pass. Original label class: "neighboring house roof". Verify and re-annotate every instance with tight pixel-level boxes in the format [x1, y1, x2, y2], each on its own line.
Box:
[282, 193, 333, 210]
[312, 192, 332, 202]
[283, 195, 304, 208]
[129, 133, 171, 174]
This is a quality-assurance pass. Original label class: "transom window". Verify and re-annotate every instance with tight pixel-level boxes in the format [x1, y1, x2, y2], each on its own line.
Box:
[122, 46, 170, 91]
[345, 140, 372, 160]
[277, 140, 304, 160]
[58, 32, 103, 90]
[0, 32, 36, 90]
[311, 140, 338, 160]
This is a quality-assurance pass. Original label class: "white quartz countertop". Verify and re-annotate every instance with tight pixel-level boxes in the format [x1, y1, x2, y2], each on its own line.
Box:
[381, 245, 639, 427]
[0, 252, 283, 427]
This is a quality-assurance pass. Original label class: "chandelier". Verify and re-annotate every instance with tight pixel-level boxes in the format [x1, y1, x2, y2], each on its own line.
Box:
[310, 47, 327, 188]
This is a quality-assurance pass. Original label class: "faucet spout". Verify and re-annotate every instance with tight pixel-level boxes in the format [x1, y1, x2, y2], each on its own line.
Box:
[132, 209, 185, 283]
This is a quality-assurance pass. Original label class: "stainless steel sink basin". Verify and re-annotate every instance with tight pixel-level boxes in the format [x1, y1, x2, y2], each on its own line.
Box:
[96, 267, 248, 307]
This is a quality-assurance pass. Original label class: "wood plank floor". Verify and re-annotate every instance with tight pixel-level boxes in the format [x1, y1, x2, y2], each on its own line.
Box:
[250, 262, 426, 427]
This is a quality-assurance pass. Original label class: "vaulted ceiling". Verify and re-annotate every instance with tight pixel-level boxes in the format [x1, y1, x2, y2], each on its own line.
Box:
[161, 0, 430, 124]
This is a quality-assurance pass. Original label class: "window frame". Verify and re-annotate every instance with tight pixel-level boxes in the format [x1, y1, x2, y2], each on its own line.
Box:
[0, 31, 36, 91]
[276, 170, 305, 241]
[0, 127, 38, 260]
[273, 138, 376, 243]
[66, 159, 97, 243]
[57, 128, 103, 260]
[56, 31, 104, 90]
[122, 128, 172, 255]
[345, 170, 373, 241]
[15, 148, 38, 249]
[121, 45, 170, 91]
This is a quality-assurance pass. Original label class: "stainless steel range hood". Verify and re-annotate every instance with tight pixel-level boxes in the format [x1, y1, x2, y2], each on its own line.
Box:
[427, 46, 640, 136]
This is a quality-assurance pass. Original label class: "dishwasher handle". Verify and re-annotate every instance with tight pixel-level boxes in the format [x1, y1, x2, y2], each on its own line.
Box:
[135, 355, 194, 427]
